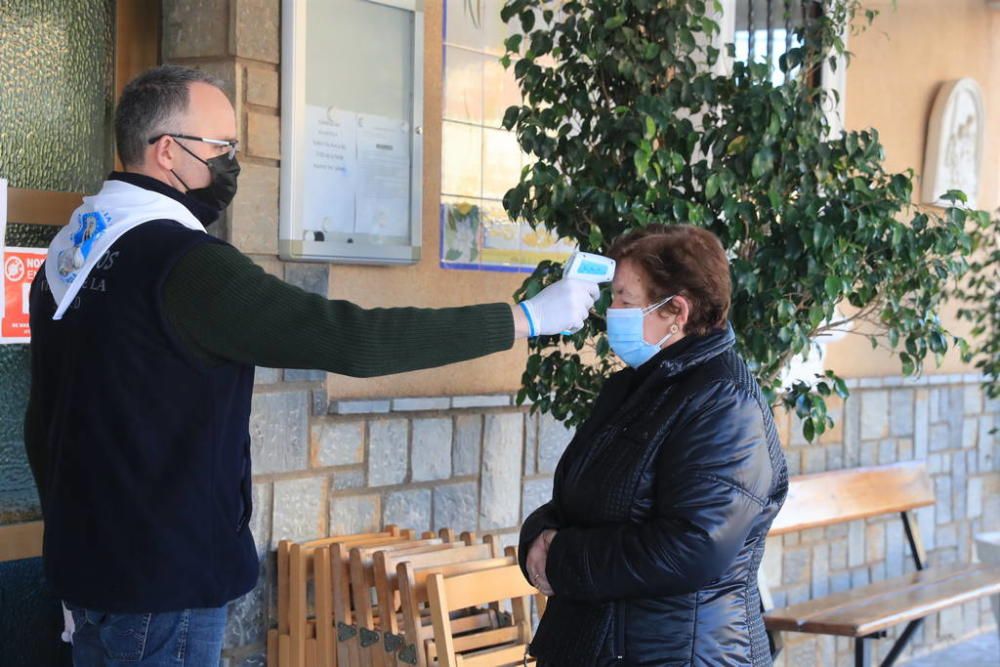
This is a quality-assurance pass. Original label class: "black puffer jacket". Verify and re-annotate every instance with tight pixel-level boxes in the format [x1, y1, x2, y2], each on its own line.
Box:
[519, 326, 787, 666]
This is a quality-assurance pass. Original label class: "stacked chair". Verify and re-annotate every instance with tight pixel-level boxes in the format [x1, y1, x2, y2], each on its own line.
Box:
[267, 527, 547, 667]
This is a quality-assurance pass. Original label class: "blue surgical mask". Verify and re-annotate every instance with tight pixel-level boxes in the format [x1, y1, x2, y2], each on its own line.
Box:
[606, 295, 676, 368]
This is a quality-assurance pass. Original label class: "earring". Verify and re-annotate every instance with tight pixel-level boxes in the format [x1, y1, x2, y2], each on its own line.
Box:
[670, 324, 679, 334]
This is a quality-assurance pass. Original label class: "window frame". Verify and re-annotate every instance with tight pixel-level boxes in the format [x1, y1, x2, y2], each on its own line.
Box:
[717, 0, 847, 135]
[4, 0, 161, 228]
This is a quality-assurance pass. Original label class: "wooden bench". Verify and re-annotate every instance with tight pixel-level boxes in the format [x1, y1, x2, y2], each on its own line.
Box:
[761, 462, 1000, 667]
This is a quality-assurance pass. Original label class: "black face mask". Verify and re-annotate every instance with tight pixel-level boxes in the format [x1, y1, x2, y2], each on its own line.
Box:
[172, 143, 241, 212]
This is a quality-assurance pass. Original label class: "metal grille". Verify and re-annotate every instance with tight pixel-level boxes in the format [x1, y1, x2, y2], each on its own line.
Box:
[734, 0, 815, 84]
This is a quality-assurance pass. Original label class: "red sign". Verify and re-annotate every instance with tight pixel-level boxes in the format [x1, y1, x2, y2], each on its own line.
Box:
[2, 247, 47, 343]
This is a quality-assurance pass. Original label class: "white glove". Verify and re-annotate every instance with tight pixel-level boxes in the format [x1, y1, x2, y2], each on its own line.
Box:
[519, 278, 600, 336]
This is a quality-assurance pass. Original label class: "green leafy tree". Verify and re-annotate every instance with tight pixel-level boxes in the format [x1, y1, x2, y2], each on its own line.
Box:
[500, 0, 991, 439]
[955, 211, 1000, 400]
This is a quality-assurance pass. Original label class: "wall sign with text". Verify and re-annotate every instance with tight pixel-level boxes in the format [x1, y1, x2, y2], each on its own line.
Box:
[1, 247, 45, 343]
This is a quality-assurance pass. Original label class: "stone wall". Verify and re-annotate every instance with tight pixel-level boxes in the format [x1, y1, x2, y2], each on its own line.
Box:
[221, 383, 573, 666]
[217, 374, 999, 666]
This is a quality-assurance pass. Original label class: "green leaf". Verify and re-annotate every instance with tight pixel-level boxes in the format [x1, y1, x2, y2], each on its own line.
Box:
[679, 29, 696, 50]
[519, 10, 536, 33]
[900, 352, 915, 376]
[834, 377, 850, 399]
[803, 418, 815, 442]
[751, 149, 774, 178]
[504, 34, 523, 53]
[825, 275, 841, 298]
[644, 115, 656, 140]
[604, 14, 626, 30]
[809, 304, 825, 328]
[670, 152, 685, 174]
[633, 147, 651, 175]
[588, 226, 604, 249]
[502, 105, 520, 131]
[706, 174, 720, 199]
[768, 189, 782, 210]
[888, 328, 899, 349]
[726, 135, 748, 155]
[941, 189, 967, 204]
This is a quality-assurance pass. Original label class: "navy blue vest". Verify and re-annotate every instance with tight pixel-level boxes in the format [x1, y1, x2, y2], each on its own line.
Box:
[29, 217, 258, 613]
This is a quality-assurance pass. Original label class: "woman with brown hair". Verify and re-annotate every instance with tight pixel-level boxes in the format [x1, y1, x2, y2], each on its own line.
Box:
[519, 224, 788, 666]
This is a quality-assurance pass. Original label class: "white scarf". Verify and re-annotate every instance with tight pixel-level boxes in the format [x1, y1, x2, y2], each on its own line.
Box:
[46, 179, 205, 320]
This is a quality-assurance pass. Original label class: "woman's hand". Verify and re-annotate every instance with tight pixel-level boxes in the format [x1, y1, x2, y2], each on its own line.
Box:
[526, 529, 557, 596]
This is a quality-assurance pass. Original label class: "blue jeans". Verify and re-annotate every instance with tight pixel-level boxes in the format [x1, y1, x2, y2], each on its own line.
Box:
[68, 605, 228, 666]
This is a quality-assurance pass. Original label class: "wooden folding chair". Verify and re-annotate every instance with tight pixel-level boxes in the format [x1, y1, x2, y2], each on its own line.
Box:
[312, 530, 418, 667]
[426, 563, 546, 667]
[274, 527, 409, 667]
[326, 534, 426, 667]
[374, 542, 498, 667]
[350, 539, 463, 667]
[397, 554, 519, 667]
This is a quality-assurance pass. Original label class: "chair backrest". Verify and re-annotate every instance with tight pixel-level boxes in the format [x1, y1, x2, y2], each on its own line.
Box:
[330, 535, 423, 667]
[396, 556, 516, 667]
[373, 543, 497, 637]
[298, 525, 403, 549]
[278, 529, 404, 633]
[428, 564, 538, 611]
[350, 539, 454, 667]
[768, 462, 935, 536]
[425, 565, 541, 667]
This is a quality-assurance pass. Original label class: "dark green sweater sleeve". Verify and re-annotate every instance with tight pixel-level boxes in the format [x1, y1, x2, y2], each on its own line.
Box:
[162, 242, 515, 376]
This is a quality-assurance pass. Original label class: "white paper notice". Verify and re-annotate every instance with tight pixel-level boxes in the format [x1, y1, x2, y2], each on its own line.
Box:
[356, 113, 411, 240]
[302, 106, 358, 237]
[302, 108, 412, 241]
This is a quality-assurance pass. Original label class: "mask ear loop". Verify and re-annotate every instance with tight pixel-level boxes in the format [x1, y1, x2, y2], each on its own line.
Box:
[645, 295, 678, 347]
[641, 294, 675, 315]
[171, 168, 192, 193]
[169, 137, 215, 194]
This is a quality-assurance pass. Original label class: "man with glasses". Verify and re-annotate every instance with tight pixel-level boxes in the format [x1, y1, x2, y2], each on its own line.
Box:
[24, 64, 597, 665]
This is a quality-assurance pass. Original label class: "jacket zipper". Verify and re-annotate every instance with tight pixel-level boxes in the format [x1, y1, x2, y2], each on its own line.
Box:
[615, 601, 626, 662]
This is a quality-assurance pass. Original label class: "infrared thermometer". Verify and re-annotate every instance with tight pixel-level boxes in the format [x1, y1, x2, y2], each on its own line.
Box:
[563, 251, 616, 283]
[560, 252, 615, 334]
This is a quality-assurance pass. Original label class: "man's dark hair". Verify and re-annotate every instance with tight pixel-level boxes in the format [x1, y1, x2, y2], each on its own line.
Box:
[114, 65, 225, 168]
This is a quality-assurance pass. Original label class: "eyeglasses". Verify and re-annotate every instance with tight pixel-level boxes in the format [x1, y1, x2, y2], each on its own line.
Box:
[148, 133, 239, 160]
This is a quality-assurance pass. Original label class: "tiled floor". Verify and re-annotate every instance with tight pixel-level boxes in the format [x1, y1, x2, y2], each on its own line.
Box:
[902, 630, 999, 666]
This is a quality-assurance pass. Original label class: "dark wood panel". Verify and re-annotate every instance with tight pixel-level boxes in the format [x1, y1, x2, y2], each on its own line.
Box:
[114, 0, 161, 171]
[7, 188, 83, 227]
[0, 521, 43, 562]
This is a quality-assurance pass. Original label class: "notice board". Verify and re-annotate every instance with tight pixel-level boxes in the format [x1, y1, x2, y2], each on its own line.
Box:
[280, 0, 425, 264]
